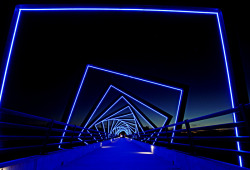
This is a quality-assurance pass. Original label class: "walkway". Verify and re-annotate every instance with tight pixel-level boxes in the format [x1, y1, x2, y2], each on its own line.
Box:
[60, 138, 169, 170]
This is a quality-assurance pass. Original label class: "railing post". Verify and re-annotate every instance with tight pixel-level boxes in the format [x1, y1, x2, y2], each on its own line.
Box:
[184, 119, 195, 155]
[165, 126, 170, 144]
[70, 125, 76, 148]
[40, 119, 54, 155]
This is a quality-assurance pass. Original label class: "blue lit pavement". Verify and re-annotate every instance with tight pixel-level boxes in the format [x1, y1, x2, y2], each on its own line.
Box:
[60, 138, 170, 170]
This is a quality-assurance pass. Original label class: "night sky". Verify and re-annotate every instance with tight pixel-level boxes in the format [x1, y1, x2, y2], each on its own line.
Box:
[0, 1, 249, 129]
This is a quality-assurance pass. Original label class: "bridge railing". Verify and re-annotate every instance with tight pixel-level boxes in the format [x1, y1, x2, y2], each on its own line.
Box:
[0, 108, 111, 162]
[133, 103, 250, 167]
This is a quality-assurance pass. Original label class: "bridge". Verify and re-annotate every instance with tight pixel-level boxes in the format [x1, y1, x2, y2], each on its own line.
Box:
[0, 5, 250, 170]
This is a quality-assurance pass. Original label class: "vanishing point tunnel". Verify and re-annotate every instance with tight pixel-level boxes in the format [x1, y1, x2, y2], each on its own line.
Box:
[1, 5, 250, 170]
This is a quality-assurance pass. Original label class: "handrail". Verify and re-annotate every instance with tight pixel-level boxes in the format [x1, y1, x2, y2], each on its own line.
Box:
[1, 103, 250, 167]
[133, 103, 250, 167]
[0, 108, 108, 134]
[0, 108, 113, 160]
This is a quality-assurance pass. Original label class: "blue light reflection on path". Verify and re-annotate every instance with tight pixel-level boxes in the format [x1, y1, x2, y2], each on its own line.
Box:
[59, 138, 170, 170]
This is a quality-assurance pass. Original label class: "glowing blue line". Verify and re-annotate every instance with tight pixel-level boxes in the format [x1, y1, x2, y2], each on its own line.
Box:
[171, 90, 183, 143]
[88, 85, 169, 129]
[112, 120, 120, 132]
[115, 118, 134, 121]
[99, 96, 155, 129]
[81, 69, 178, 137]
[128, 107, 144, 132]
[96, 106, 130, 124]
[111, 113, 133, 119]
[102, 118, 136, 136]
[216, 13, 242, 167]
[95, 124, 103, 140]
[116, 128, 129, 135]
[216, 14, 235, 108]
[126, 125, 136, 133]
[86, 130, 97, 142]
[128, 124, 136, 129]
[20, 8, 217, 15]
[87, 84, 169, 129]
[115, 125, 129, 133]
[110, 119, 136, 129]
[121, 96, 155, 128]
[84, 85, 113, 128]
[153, 119, 167, 145]
[89, 65, 182, 91]
[111, 85, 169, 119]
[132, 115, 139, 133]
[114, 122, 130, 133]
[111, 121, 135, 133]
[108, 118, 133, 123]
[89, 96, 124, 128]
[102, 121, 105, 133]
[120, 120, 136, 126]
[0, 9, 21, 104]
[59, 65, 90, 147]
[119, 121, 134, 132]
[115, 122, 127, 130]
[112, 121, 122, 132]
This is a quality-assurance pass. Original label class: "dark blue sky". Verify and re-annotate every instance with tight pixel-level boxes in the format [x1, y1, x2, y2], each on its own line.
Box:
[0, 7, 248, 128]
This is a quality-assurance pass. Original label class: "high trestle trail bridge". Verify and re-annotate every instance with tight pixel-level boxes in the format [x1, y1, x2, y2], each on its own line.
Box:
[0, 5, 250, 170]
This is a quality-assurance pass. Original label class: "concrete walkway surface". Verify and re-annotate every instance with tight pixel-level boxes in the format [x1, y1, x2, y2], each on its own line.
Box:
[60, 138, 170, 170]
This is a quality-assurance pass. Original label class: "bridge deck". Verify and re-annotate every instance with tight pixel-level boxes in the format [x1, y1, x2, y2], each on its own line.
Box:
[60, 138, 169, 170]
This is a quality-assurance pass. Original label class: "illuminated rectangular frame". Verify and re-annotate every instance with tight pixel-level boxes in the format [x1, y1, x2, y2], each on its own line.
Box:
[93, 106, 140, 133]
[85, 86, 171, 129]
[96, 119, 136, 135]
[0, 5, 242, 167]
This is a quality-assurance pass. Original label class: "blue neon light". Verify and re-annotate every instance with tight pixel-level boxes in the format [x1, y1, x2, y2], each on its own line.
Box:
[112, 86, 169, 118]
[93, 106, 131, 125]
[96, 119, 136, 135]
[90, 95, 156, 129]
[59, 65, 90, 148]
[92, 105, 141, 133]
[93, 108, 137, 132]
[84, 85, 113, 128]
[0, 6, 241, 166]
[87, 85, 171, 129]
[106, 119, 136, 130]
[128, 107, 141, 133]
[88, 65, 182, 91]
[216, 12, 242, 166]
[114, 123, 134, 134]
[19, 8, 217, 15]
[0, 9, 21, 104]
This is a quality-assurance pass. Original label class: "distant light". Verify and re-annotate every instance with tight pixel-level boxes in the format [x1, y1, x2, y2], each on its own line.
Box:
[151, 145, 155, 154]
[135, 152, 152, 155]
[102, 146, 113, 148]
